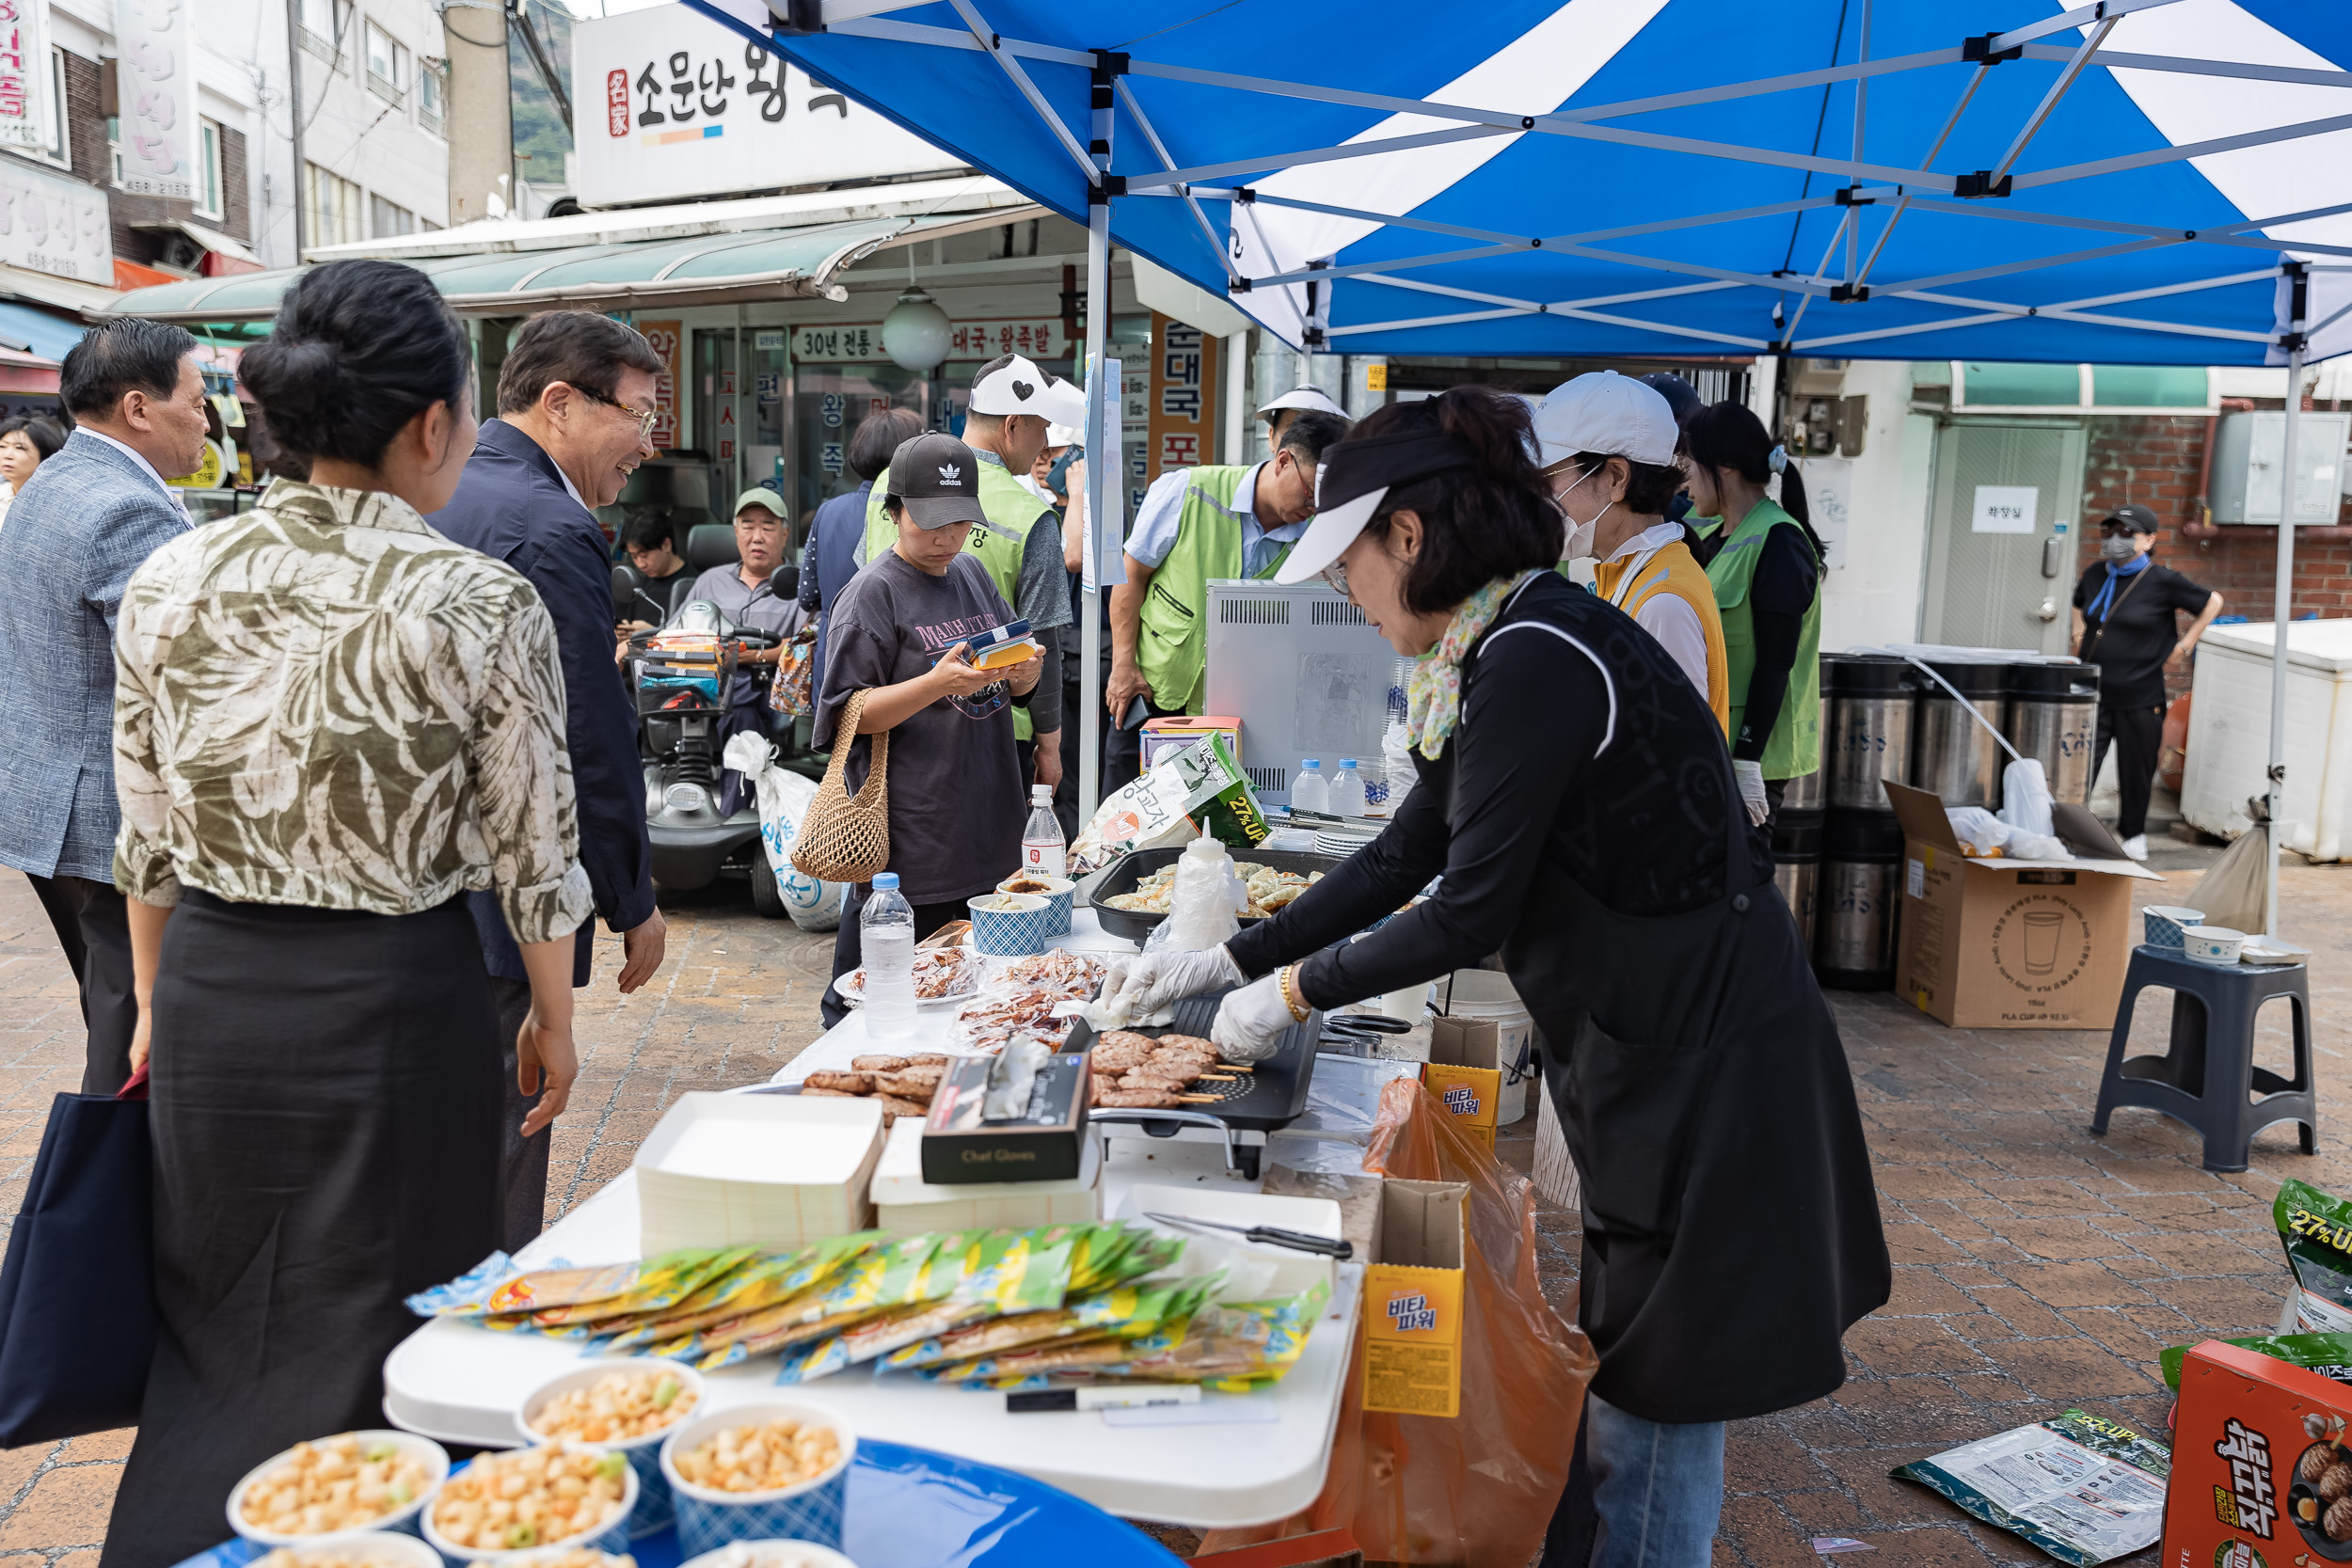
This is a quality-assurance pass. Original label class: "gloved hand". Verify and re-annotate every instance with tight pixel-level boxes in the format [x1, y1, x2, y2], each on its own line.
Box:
[1103, 943, 1245, 1022]
[1732, 760, 1770, 827]
[1211, 969, 1300, 1064]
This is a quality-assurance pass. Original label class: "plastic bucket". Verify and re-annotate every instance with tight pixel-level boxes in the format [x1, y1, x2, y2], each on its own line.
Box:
[1438, 969, 1534, 1125]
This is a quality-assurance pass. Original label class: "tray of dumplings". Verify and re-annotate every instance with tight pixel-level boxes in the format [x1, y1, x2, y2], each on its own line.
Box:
[1084, 847, 1342, 943]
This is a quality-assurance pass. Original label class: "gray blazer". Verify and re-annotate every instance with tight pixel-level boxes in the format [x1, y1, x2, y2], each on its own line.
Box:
[0, 430, 190, 881]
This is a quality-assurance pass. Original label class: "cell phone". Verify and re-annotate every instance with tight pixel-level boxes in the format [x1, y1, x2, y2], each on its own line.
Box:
[1120, 695, 1150, 731]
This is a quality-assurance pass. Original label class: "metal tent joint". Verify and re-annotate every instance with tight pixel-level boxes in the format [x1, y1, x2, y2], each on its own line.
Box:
[1835, 187, 1875, 207]
[1963, 33, 2022, 65]
[1953, 171, 2014, 199]
[1099, 173, 1127, 196]
[766, 0, 822, 36]
[1831, 283, 1870, 302]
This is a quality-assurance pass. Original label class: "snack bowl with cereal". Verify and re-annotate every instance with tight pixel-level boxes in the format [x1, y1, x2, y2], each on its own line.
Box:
[516, 1360, 706, 1538]
[227, 1430, 451, 1547]
[421, 1443, 637, 1563]
[249, 1532, 447, 1568]
[678, 1542, 858, 1568]
[658, 1402, 854, 1559]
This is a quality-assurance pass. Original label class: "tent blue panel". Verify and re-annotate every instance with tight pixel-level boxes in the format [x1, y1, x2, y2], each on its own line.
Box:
[684, 0, 2352, 364]
[0, 300, 86, 361]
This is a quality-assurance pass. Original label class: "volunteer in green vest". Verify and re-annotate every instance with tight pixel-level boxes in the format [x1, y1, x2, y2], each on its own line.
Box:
[858, 354, 1083, 791]
[1685, 401, 1826, 828]
[1104, 408, 1352, 792]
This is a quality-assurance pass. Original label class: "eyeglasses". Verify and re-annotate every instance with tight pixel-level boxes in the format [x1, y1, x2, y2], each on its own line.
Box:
[2098, 521, 2141, 537]
[1319, 560, 1349, 598]
[573, 383, 659, 440]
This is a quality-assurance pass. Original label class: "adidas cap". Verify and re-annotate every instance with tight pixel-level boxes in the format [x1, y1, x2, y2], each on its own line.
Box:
[885, 432, 991, 531]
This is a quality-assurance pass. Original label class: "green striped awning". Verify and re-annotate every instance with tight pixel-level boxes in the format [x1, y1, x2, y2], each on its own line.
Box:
[108, 214, 922, 323]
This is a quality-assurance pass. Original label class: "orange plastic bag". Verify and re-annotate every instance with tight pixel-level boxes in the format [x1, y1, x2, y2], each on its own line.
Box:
[1200, 1078, 1596, 1566]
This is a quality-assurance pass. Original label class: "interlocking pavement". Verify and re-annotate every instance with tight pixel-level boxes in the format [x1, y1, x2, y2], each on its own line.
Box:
[0, 847, 2345, 1566]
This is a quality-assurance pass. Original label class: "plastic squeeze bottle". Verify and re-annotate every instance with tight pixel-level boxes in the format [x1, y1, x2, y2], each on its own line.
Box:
[1021, 784, 1066, 878]
[860, 873, 917, 1040]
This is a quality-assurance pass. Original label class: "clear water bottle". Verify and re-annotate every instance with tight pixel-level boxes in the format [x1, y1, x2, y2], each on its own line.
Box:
[860, 872, 917, 1040]
[1021, 784, 1066, 878]
[1290, 758, 1329, 814]
[1328, 758, 1365, 816]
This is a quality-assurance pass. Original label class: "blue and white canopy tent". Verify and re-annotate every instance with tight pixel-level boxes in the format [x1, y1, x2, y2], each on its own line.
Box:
[681, 0, 2352, 930]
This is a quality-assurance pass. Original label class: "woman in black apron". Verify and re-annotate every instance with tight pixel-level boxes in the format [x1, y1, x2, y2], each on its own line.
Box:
[1113, 387, 1888, 1568]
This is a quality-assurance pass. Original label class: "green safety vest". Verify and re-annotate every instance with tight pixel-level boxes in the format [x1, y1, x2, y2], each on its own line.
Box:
[1704, 498, 1821, 780]
[1136, 465, 1294, 716]
[861, 452, 1053, 740]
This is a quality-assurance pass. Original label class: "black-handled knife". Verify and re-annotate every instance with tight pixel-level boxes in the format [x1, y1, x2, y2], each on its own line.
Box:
[1144, 1212, 1354, 1259]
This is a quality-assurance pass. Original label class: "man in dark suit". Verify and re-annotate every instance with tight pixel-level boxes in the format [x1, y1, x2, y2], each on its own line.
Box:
[429, 310, 669, 1247]
[0, 318, 206, 1093]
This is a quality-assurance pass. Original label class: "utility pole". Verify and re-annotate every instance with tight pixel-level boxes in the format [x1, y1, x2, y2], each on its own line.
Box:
[442, 0, 513, 226]
[285, 0, 305, 258]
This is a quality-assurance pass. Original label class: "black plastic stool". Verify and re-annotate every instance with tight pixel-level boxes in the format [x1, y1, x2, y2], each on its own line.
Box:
[2090, 944, 2316, 1172]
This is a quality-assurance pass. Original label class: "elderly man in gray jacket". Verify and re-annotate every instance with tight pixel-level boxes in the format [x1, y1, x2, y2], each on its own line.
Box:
[0, 318, 207, 1093]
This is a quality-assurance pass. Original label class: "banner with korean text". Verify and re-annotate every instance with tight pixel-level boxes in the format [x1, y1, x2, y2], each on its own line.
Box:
[1145, 311, 1218, 487]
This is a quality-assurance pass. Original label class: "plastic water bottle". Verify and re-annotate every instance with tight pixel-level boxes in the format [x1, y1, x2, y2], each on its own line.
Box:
[860, 873, 917, 1040]
[1021, 784, 1066, 878]
[1290, 758, 1329, 813]
[1328, 758, 1365, 817]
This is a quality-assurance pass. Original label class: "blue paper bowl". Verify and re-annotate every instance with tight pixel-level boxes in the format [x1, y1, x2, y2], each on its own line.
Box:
[998, 875, 1074, 938]
[660, 1403, 854, 1558]
[2143, 905, 2206, 949]
[967, 893, 1053, 957]
[516, 1360, 706, 1539]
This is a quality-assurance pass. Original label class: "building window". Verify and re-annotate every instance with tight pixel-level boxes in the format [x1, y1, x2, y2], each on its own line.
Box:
[300, 0, 352, 66]
[364, 22, 405, 103]
[106, 115, 120, 187]
[370, 194, 414, 238]
[305, 162, 362, 246]
[194, 120, 224, 219]
[42, 48, 66, 164]
[417, 61, 443, 130]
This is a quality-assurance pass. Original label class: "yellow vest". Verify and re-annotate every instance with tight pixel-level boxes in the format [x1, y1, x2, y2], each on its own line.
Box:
[1592, 537, 1731, 736]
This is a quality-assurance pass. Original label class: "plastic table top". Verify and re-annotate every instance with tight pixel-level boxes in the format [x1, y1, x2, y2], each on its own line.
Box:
[170, 1438, 1187, 1568]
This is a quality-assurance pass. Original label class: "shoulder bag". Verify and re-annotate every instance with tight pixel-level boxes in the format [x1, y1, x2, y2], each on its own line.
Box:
[2077, 563, 2150, 668]
[790, 686, 891, 883]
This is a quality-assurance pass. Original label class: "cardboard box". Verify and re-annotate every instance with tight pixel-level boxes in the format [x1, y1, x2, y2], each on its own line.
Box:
[636, 1092, 882, 1254]
[1141, 715, 1242, 771]
[2166, 1340, 2352, 1568]
[1362, 1178, 1467, 1418]
[1883, 782, 2161, 1029]
[1421, 1017, 1502, 1149]
[920, 1052, 1091, 1183]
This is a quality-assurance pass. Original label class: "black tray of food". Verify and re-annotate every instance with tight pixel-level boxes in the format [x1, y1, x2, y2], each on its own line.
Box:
[1060, 989, 1319, 1133]
[1081, 847, 1342, 943]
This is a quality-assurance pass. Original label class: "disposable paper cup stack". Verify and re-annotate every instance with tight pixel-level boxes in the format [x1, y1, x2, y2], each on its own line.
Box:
[636, 1093, 885, 1255]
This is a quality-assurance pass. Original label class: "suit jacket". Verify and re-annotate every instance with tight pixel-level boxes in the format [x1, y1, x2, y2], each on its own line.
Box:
[428, 420, 655, 984]
[0, 430, 189, 881]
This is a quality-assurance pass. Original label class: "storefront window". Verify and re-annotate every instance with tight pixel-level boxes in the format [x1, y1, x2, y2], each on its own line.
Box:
[789, 360, 929, 526]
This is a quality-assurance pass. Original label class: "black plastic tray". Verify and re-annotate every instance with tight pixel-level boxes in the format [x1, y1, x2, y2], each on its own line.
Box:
[1059, 990, 1319, 1132]
[1081, 847, 1343, 944]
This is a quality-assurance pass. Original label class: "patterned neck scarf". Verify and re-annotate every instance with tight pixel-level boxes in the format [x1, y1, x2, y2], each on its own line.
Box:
[1406, 569, 1543, 760]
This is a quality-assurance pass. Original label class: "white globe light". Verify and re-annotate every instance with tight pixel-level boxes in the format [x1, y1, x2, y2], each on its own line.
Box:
[882, 287, 951, 372]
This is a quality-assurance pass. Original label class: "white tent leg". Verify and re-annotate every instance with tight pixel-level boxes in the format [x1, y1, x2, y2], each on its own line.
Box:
[1079, 194, 1111, 827]
[2266, 344, 2305, 937]
[1223, 331, 1247, 463]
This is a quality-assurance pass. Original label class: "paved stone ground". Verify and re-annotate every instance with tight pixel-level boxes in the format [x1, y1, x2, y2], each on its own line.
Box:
[0, 837, 2344, 1566]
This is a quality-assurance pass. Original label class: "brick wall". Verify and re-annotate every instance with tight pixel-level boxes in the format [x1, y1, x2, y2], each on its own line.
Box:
[221, 125, 250, 244]
[61, 49, 250, 267]
[2076, 409, 2352, 699]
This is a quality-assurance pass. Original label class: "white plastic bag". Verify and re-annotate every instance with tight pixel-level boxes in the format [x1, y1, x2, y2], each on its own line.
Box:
[1381, 719, 1417, 816]
[1947, 804, 2067, 863]
[722, 732, 846, 930]
[1998, 757, 2055, 838]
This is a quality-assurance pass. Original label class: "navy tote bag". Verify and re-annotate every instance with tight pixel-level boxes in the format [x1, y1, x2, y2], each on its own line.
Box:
[0, 1069, 154, 1445]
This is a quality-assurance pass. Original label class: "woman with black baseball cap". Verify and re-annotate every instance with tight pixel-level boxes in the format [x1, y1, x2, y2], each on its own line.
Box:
[1108, 387, 1887, 1568]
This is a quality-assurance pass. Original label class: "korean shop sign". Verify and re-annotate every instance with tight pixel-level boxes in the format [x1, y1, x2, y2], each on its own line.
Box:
[790, 319, 1068, 364]
[115, 0, 195, 198]
[1146, 310, 1219, 480]
[571, 6, 960, 209]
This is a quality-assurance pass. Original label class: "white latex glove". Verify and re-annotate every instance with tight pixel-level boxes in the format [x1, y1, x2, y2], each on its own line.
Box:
[1732, 760, 1770, 827]
[1105, 943, 1245, 1021]
[1210, 970, 1298, 1064]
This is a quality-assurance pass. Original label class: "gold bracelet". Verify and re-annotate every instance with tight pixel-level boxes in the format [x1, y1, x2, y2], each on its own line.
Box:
[1278, 965, 1311, 1022]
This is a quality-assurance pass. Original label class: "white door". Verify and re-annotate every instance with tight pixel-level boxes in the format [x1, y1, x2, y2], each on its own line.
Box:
[1922, 420, 2087, 654]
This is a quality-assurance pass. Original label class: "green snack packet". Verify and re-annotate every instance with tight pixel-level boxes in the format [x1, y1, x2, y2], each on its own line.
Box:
[529, 1246, 762, 1330]
[2276, 1179, 2352, 1333]
[598, 1237, 868, 1353]
[1069, 732, 1267, 874]
[2159, 1331, 2352, 1389]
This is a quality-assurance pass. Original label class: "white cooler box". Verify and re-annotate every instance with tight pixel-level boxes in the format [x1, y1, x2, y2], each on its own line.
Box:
[2182, 619, 2352, 858]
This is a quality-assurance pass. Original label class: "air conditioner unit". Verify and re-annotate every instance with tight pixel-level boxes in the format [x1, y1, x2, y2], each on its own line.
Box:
[156, 233, 208, 274]
[2210, 409, 2352, 524]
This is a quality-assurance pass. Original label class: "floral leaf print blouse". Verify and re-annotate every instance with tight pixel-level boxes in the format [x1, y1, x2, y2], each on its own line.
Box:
[111, 481, 594, 945]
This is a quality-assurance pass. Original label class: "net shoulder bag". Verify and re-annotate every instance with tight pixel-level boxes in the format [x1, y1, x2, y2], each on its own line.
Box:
[790, 687, 892, 883]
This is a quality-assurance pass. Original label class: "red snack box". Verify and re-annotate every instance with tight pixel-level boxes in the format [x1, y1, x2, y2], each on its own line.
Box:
[2169, 1339, 2352, 1568]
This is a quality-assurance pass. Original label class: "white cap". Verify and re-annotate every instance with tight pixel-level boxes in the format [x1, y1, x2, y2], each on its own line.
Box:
[970, 354, 1089, 426]
[1256, 385, 1343, 420]
[1532, 371, 1679, 469]
[1044, 422, 1082, 447]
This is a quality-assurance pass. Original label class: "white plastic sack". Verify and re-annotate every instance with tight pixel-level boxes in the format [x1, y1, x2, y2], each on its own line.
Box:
[1381, 719, 1417, 816]
[1998, 757, 2055, 839]
[1947, 805, 2066, 863]
[722, 732, 846, 930]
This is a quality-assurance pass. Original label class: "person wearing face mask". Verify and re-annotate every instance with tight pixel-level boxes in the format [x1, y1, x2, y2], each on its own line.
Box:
[1102, 406, 1352, 792]
[1534, 372, 1727, 732]
[1685, 402, 1828, 829]
[2072, 504, 2221, 861]
[1106, 387, 1887, 1568]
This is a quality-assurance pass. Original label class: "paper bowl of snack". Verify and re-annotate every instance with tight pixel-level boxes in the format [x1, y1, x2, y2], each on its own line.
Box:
[249, 1533, 447, 1568]
[996, 874, 1074, 937]
[966, 892, 1052, 958]
[680, 1542, 859, 1568]
[228, 1430, 450, 1547]
[834, 946, 979, 1010]
[490, 1550, 642, 1568]
[516, 1360, 705, 1537]
[421, 1444, 636, 1562]
[658, 1402, 854, 1558]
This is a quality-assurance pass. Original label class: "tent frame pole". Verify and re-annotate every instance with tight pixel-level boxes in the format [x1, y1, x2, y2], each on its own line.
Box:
[2268, 272, 2309, 939]
[1078, 54, 1116, 828]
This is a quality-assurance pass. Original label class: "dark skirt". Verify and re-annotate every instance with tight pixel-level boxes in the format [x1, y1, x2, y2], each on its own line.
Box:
[101, 892, 501, 1568]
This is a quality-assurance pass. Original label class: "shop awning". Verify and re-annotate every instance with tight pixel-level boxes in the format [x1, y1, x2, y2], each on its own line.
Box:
[104, 207, 1030, 325]
[0, 299, 87, 360]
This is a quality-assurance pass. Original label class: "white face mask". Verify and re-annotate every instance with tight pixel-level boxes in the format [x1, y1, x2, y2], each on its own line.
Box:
[1554, 464, 1613, 562]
